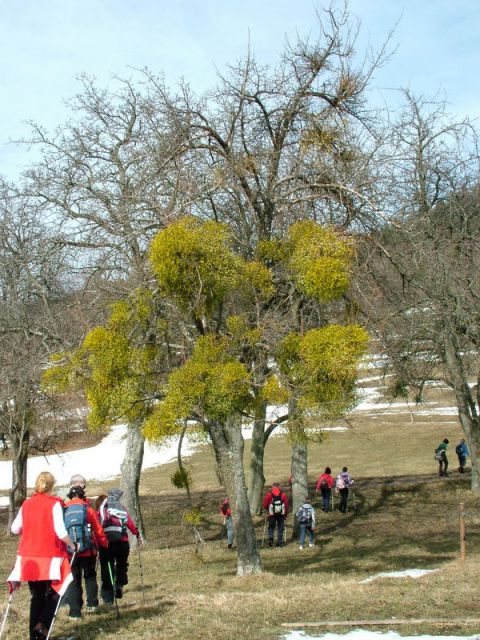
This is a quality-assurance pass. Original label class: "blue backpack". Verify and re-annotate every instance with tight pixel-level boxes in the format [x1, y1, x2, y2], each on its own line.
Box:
[64, 502, 92, 553]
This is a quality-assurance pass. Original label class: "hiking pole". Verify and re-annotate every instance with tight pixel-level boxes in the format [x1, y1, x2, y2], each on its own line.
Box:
[107, 561, 120, 619]
[352, 490, 356, 510]
[45, 551, 77, 640]
[136, 541, 146, 606]
[0, 587, 16, 640]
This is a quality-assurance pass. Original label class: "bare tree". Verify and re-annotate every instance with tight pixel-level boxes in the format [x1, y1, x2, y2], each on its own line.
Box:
[0, 180, 76, 526]
[22, 76, 187, 527]
[355, 94, 480, 489]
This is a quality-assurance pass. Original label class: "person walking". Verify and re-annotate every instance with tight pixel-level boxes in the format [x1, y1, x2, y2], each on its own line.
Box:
[8, 471, 77, 640]
[315, 466, 334, 512]
[335, 467, 354, 513]
[98, 488, 139, 604]
[296, 496, 316, 549]
[262, 483, 289, 547]
[435, 438, 449, 476]
[455, 438, 469, 473]
[63, 484, 109, 618]
[220, 498, 234, 549]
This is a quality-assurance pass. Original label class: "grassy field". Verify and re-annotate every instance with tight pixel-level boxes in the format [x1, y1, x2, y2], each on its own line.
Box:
[1, 383, 480, 640]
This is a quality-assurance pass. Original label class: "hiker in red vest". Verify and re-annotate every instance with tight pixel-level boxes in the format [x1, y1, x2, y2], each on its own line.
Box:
[63, 484, 108, 619]
[262, 483, 289, 547]
[8, 471, 77, 640]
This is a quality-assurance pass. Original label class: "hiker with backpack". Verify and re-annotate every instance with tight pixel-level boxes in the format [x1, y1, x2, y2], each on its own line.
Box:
[7, 471, 78, 640]
[315, 466, 334, 512]
[63, 484, 108, 619]
[435, 438, 449, 477]
[335, 467, 354, 513]
[262, 483, 289, 547]
[98, 488, 139, 604]
[295, 496, 316, 549]
[220, 498, 234, 549]
[455, 438, 469, 473]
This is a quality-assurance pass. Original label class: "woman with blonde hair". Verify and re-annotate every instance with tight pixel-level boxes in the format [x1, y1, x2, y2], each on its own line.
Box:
[8, 471, 78, 640]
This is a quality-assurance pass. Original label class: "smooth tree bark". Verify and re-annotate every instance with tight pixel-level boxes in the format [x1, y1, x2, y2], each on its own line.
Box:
[120, 420, 146, 540]
[209, 417, 262, 576]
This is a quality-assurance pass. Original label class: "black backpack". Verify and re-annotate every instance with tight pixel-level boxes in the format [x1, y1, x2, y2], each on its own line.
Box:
[320, 479, 329, 490]
[64, 502, 92, 553]
[269, 494, 285, 516]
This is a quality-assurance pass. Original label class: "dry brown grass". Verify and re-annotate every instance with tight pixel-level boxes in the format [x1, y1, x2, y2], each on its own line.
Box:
[1, 388, 479, 640]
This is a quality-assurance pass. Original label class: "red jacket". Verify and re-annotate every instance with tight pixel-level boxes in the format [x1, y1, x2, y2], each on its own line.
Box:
[220, 499, 232, 518]
[18, 493, 67, 558]
[262, 487, 289, 517]
[64, 497, 109, 555]
[316, 473, 334, 492]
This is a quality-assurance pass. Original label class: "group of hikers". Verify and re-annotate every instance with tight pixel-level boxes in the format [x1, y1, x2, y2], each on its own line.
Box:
[220, 466, 354, 551]
[4, 436, 470, 638]
[435, 438, 470, 477]
[5, 471, 139, 640]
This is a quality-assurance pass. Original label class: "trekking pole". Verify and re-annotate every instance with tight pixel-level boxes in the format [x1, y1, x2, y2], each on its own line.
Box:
[352, 490, 356, 510]
[107, 561, 120, 619]
[0, 589, 15, 640]
[45, 551, 77, 640]
[136, 542, 146, 606]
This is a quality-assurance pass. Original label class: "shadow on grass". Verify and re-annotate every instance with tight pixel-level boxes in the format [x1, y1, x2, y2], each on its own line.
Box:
[61, 600, 175, 640]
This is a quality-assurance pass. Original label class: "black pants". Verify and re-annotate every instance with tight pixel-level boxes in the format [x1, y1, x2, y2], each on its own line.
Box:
[268, 514, 285, 545]
[439, 455, 448, 476]
[64, 555, 99, 615]
[339, 488, 349, 512]
[28, 581, 60, 640]
[99, 541, 130, 603]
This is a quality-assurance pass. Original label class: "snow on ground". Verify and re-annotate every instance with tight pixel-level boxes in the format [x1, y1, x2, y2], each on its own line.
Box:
[358, 569, 438, 584]
[281, 631, 480, 640]
[0, 424, 197, 494]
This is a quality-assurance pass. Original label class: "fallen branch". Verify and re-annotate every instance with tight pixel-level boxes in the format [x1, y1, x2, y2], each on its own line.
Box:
[282, 618, 480, 628]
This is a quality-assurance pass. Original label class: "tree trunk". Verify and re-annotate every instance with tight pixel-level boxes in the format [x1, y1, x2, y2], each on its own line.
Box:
[209, 417, 262, 576]
[7, 419, 29, 529]
[290, 438, 308, 539]
[120, 421, 146, 540]
[247, 414, 267, 515]
[444, 336, 480, 492]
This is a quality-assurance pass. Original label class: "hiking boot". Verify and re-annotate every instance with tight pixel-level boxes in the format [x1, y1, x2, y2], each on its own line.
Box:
[268, 538, 273, 547]
[227, 543, 233, 549]
[33, 623, 49, 640]
[115, 586, 123, 599]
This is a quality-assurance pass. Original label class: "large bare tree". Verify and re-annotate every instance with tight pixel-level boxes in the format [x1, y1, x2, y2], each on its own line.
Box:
[355, 94, 480, 490]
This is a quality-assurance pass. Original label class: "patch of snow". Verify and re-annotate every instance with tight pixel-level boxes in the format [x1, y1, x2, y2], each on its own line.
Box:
[358, 569, 438, 584]
[0, 424, 197, 491]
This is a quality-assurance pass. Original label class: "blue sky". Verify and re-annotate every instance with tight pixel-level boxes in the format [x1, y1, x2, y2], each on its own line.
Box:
[1, 0, 479, 178]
